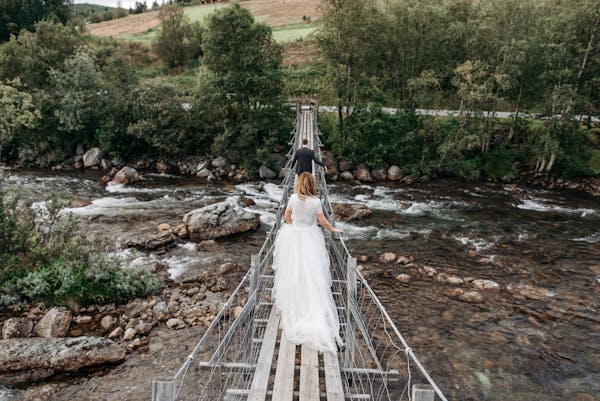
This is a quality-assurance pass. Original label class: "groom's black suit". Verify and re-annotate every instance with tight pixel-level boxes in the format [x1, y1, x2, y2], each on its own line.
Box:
[292, 146, 325, 174]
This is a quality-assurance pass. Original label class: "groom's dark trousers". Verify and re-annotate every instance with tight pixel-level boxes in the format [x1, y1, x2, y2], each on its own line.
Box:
[292, 147, 325, 174]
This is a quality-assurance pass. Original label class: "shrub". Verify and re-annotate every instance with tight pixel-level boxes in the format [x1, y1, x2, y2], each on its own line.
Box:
[0, 190, 161, 307]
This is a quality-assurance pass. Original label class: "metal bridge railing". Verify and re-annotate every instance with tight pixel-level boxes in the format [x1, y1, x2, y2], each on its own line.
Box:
[152, 102, 447, 401]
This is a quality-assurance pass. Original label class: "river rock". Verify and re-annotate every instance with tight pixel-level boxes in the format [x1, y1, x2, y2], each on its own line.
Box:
[354, 165, 373, 182]
[443, 288, 464, 297]
[155, 161, 170, 174]
[331, 203, 372, 221]
[166, 318, 186, 329]
[158, 223, 171, 232]
[458, 291, 484, 304]
[100, 158, 112, 170]
[100, 315, 113, 331]
[436, 273, 465, 285]
[395, 274, 411, 283]
[83, 147, 104, 168]
[123, 328, 136, 340]
[33, 307, 72, 338]
[126, 231, 176, 251]
[69, 198, 92, 208]
[419, 266, 438, 276]
[0, 337, 125, 386]
[108, 327, 123, 339]
[379, 252, 397, 263]
[75, 315, 93, 324]
[371, 168, 387, 181]
[2, 317, 33, 339]
[152, 301, 173, 321]
[183, 197, 260, 241]
[340, 171, 354, 181]
[113, 166, 139, 186]
[472, 279, 500, 293]
[259, 165, 276, 179]
[197, 168, 212, 178]
[387, 165, 403, 180]
[322, 151, 338, 176]
[510, 284, 554, 300]
[338, 159, 353, 172]
[396, 256, 410, 264]
[211, 156, 228, 168]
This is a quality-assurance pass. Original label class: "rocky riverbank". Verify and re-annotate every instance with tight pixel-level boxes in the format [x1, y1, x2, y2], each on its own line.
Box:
[11, 145, 598, 198]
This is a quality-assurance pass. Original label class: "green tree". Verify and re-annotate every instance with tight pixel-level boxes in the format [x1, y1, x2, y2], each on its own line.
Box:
[0, 21, 83, 89]
[0, 0, 72, 42]
[0, 79, 41, 162]
[317, 0, 385, 151]
[49, 49, 105, 147]
[152, 5, 201, 68]
[202, 4, 283, 109]
[127, 80, 196, 157]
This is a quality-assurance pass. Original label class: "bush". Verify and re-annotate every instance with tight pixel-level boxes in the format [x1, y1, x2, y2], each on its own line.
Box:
[0, 190, 161, 307]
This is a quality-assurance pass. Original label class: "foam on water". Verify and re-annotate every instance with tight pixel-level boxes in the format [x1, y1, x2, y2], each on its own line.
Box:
[516, 198, 596, 217]
[454, 235, 496, 252]
[105, 181, 167, 194]
[571, 232, 600, 243]
[178, 242, 198, 252]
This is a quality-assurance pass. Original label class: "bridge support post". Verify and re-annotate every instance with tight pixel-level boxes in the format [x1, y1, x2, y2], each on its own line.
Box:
[243, 254, 260, 363]
[412, 384, 435, 401]
[343, 256, 357, 369]
[152, 378, 176, 401]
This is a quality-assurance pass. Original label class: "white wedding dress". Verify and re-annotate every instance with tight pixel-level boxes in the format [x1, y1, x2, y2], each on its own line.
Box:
[272, 193, 342, 353]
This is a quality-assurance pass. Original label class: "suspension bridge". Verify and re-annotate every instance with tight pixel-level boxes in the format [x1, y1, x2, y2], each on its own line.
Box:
[152, 103, 448, 401]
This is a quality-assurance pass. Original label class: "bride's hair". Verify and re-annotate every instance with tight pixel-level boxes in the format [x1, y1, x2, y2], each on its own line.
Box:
[296, 172, 317, 198]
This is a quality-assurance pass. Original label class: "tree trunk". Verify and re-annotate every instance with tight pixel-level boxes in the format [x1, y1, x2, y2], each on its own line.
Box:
[337, 101, 345, 152]
[509, 78, 523, 141]
[545, 152, 557, 173]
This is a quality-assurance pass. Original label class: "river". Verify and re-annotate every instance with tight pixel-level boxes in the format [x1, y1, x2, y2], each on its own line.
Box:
[2, 170, 599, 401]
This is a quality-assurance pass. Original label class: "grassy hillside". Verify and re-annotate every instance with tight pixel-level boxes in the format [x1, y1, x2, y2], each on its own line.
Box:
[86, 0, 320, 43]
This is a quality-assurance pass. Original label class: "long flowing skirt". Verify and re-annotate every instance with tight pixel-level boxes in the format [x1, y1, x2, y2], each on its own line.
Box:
[272, 223, 341, 353]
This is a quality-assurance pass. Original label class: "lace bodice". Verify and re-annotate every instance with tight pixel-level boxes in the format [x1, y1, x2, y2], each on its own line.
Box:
[286, 194, 323, 227]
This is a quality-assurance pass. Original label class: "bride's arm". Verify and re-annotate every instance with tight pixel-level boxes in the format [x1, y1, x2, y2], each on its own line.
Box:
[317, 212, 343, 233]
[285, 208, 292, 224]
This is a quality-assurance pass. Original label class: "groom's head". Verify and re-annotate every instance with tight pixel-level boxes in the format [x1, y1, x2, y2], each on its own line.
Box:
[301, 139, 308, 147]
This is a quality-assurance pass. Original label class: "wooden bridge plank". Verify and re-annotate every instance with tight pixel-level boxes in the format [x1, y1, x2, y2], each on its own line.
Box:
[299, 345, 319, 401]
[247, 308, 279, 401]
[323, 352, 344, 401]
[272, 331, 296, 401]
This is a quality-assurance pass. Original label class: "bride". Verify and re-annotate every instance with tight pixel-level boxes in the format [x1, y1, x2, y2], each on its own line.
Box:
[272, 172, 344, 353]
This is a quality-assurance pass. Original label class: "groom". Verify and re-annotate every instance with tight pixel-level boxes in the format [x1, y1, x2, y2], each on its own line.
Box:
[292, 138, 327, 175]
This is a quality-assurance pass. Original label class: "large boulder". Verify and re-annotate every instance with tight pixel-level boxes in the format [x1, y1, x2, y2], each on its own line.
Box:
[33, 307, 72, 338]
[322, 151, 338, 176]
[371, 168, 387, 181]
[332, 203, 372, 221]
[354, 164, 373, 182]
[387, 165, 403, 181]
[211, 156, 228, 168]
[113, 166, 140, 186]
[259, 165, 276, 179]
[183, 197, 260, 241]
[83, 147, 104, 168]
[0, 337, 125, 386]
[2, 317, 33, 339]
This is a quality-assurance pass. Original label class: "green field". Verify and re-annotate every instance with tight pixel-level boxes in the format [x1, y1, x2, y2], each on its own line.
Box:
[272, 23, 317, 43]
[116, 4, 316, 44]
[184, 3, 227, 22]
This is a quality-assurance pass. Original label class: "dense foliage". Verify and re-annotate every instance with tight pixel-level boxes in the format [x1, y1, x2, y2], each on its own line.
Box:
[0, 0, 72, 42]
[316, 0, 599, 178]
[0, 190, 161, 307]
[0, 6, 290, 171]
